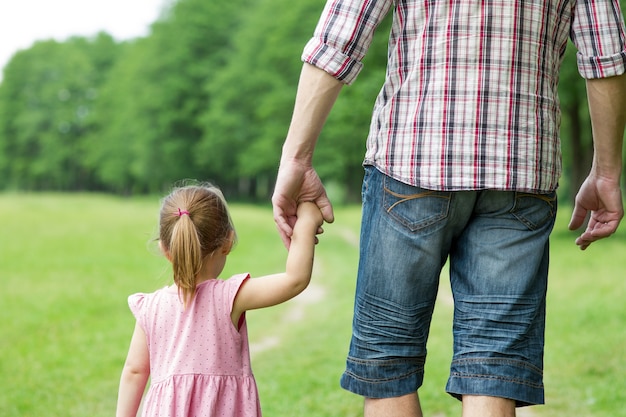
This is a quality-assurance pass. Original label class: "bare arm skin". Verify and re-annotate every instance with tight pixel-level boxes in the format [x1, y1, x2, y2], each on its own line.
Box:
[116, 323, 150, 417]
[231, 202, 324, 324]
[272, 63, 344, 247]
[569, 73, 626, 250]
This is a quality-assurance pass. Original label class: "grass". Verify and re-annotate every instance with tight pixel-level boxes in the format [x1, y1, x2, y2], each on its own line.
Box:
[0, 193, 624, 416]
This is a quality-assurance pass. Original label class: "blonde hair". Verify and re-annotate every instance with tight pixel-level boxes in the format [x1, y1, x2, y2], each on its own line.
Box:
[159, 183, 236, 308]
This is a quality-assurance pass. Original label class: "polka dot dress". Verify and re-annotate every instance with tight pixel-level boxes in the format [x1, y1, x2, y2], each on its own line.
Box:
[129, 273, 262, 416]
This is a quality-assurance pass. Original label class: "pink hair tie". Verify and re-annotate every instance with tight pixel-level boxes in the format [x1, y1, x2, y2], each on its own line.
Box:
[177, 208, 190, 217]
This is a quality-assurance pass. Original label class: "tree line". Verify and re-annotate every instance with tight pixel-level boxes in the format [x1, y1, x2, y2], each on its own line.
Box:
[0, 0, 621, 202]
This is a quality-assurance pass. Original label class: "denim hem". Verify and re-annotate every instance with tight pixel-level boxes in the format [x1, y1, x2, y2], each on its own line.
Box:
[446, 358, 545, 406]
[339, 357, 424, 399]
[340, 371, 423, 399]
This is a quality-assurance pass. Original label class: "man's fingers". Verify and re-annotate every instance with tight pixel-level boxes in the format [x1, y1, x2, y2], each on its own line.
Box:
[273, 207, 296, 249]
[568, 204, 588, 231]
[575, 219, 619, 250]
[316, 196, 335, 224]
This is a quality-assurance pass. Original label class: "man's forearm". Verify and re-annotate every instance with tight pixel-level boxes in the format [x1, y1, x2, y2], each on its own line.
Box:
[586, 73, 626, 180]
[281, 63, 344, 163]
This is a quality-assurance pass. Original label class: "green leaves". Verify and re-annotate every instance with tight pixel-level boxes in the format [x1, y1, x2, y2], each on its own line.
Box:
[0, 37, 107, 190]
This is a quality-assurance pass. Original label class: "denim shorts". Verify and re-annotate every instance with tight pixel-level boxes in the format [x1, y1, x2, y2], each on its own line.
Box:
[340, 166, 557, 406]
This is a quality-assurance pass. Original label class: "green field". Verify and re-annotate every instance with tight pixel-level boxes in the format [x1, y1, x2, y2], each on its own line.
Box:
[1, 193, 624, 416]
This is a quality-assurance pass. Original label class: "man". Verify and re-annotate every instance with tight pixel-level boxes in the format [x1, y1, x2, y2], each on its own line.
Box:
[272, 1, 626, 416]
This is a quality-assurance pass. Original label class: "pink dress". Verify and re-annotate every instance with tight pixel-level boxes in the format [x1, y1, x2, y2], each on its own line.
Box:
[128, 273, 262, 417]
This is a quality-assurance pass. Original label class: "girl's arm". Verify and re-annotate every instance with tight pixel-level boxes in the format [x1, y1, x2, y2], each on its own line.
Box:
[232, 202, 323, 322]
[116, 322, 150, 417]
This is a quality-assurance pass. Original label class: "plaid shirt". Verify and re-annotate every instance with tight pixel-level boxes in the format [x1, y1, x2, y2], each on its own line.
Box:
[303, 0, 626, 192]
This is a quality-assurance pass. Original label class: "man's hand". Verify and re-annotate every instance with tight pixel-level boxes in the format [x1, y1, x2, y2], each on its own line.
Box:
[272, 159, 334, 248]
[568, 174, 623, 250]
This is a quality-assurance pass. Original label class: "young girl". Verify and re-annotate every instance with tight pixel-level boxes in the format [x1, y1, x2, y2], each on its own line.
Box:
[115, 183, 323, 417]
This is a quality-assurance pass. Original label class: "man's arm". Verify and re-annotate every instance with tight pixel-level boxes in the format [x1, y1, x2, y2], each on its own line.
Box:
[272, 63, 344, 247]
[569, 72, 626, 249]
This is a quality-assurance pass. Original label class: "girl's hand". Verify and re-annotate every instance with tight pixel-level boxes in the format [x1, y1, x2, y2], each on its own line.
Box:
[296, 201, 324, 227]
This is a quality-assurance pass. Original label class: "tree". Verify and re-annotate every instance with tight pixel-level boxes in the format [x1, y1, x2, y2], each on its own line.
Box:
[89, 0, 253, 194]
[0, 36, 117, 190]
[83, 38, 152, 194]
[197, 0, 325, 198]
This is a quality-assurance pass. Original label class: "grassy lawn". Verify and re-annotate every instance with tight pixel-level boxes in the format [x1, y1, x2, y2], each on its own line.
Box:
[0, 193, 624, 416]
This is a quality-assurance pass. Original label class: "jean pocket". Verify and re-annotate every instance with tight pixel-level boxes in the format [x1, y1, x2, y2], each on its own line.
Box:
[382, 176, 451, 232]
[510, 191, 557, 230]
[361, 166, 375, 203]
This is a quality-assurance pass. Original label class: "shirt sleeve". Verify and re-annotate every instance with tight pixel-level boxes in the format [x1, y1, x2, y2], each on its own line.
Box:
[572, 0, 626, 78]
[302, 0, 394, 84]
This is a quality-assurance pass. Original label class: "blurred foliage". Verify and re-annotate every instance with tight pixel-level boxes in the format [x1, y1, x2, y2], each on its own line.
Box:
[0, 0, 624, 201]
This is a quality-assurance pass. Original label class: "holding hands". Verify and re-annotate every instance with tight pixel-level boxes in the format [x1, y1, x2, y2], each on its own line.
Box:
[272, 159, 334, 248]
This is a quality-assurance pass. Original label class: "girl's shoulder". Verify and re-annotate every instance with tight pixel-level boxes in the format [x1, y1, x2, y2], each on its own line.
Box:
[224, 273, 251, 295]
[197, 273, 250, 291]
[195, 273, 251, 303]
[197, 273, 250, 288]
[127, 284, 176, 313]
[129, 284, 173, 301]
[225, 273, 250, 286]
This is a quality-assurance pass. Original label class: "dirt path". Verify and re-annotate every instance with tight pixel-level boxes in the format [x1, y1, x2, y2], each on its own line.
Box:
[249, 264, 326, 357]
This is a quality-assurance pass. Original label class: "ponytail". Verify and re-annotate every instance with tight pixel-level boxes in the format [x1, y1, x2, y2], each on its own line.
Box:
[169, 212, 203, 309]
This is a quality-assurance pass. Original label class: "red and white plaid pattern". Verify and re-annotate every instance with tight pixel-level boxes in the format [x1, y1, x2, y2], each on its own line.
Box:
[303, 0, 626, 192]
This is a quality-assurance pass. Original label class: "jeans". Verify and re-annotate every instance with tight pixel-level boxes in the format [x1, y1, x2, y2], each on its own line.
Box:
[340, 166, 557, 406]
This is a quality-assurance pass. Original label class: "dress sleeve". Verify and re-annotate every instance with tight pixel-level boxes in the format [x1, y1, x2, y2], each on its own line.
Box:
[226, 273, 251, 314]
[128, 293, 148, 331]
[224, 274, 251, 330]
